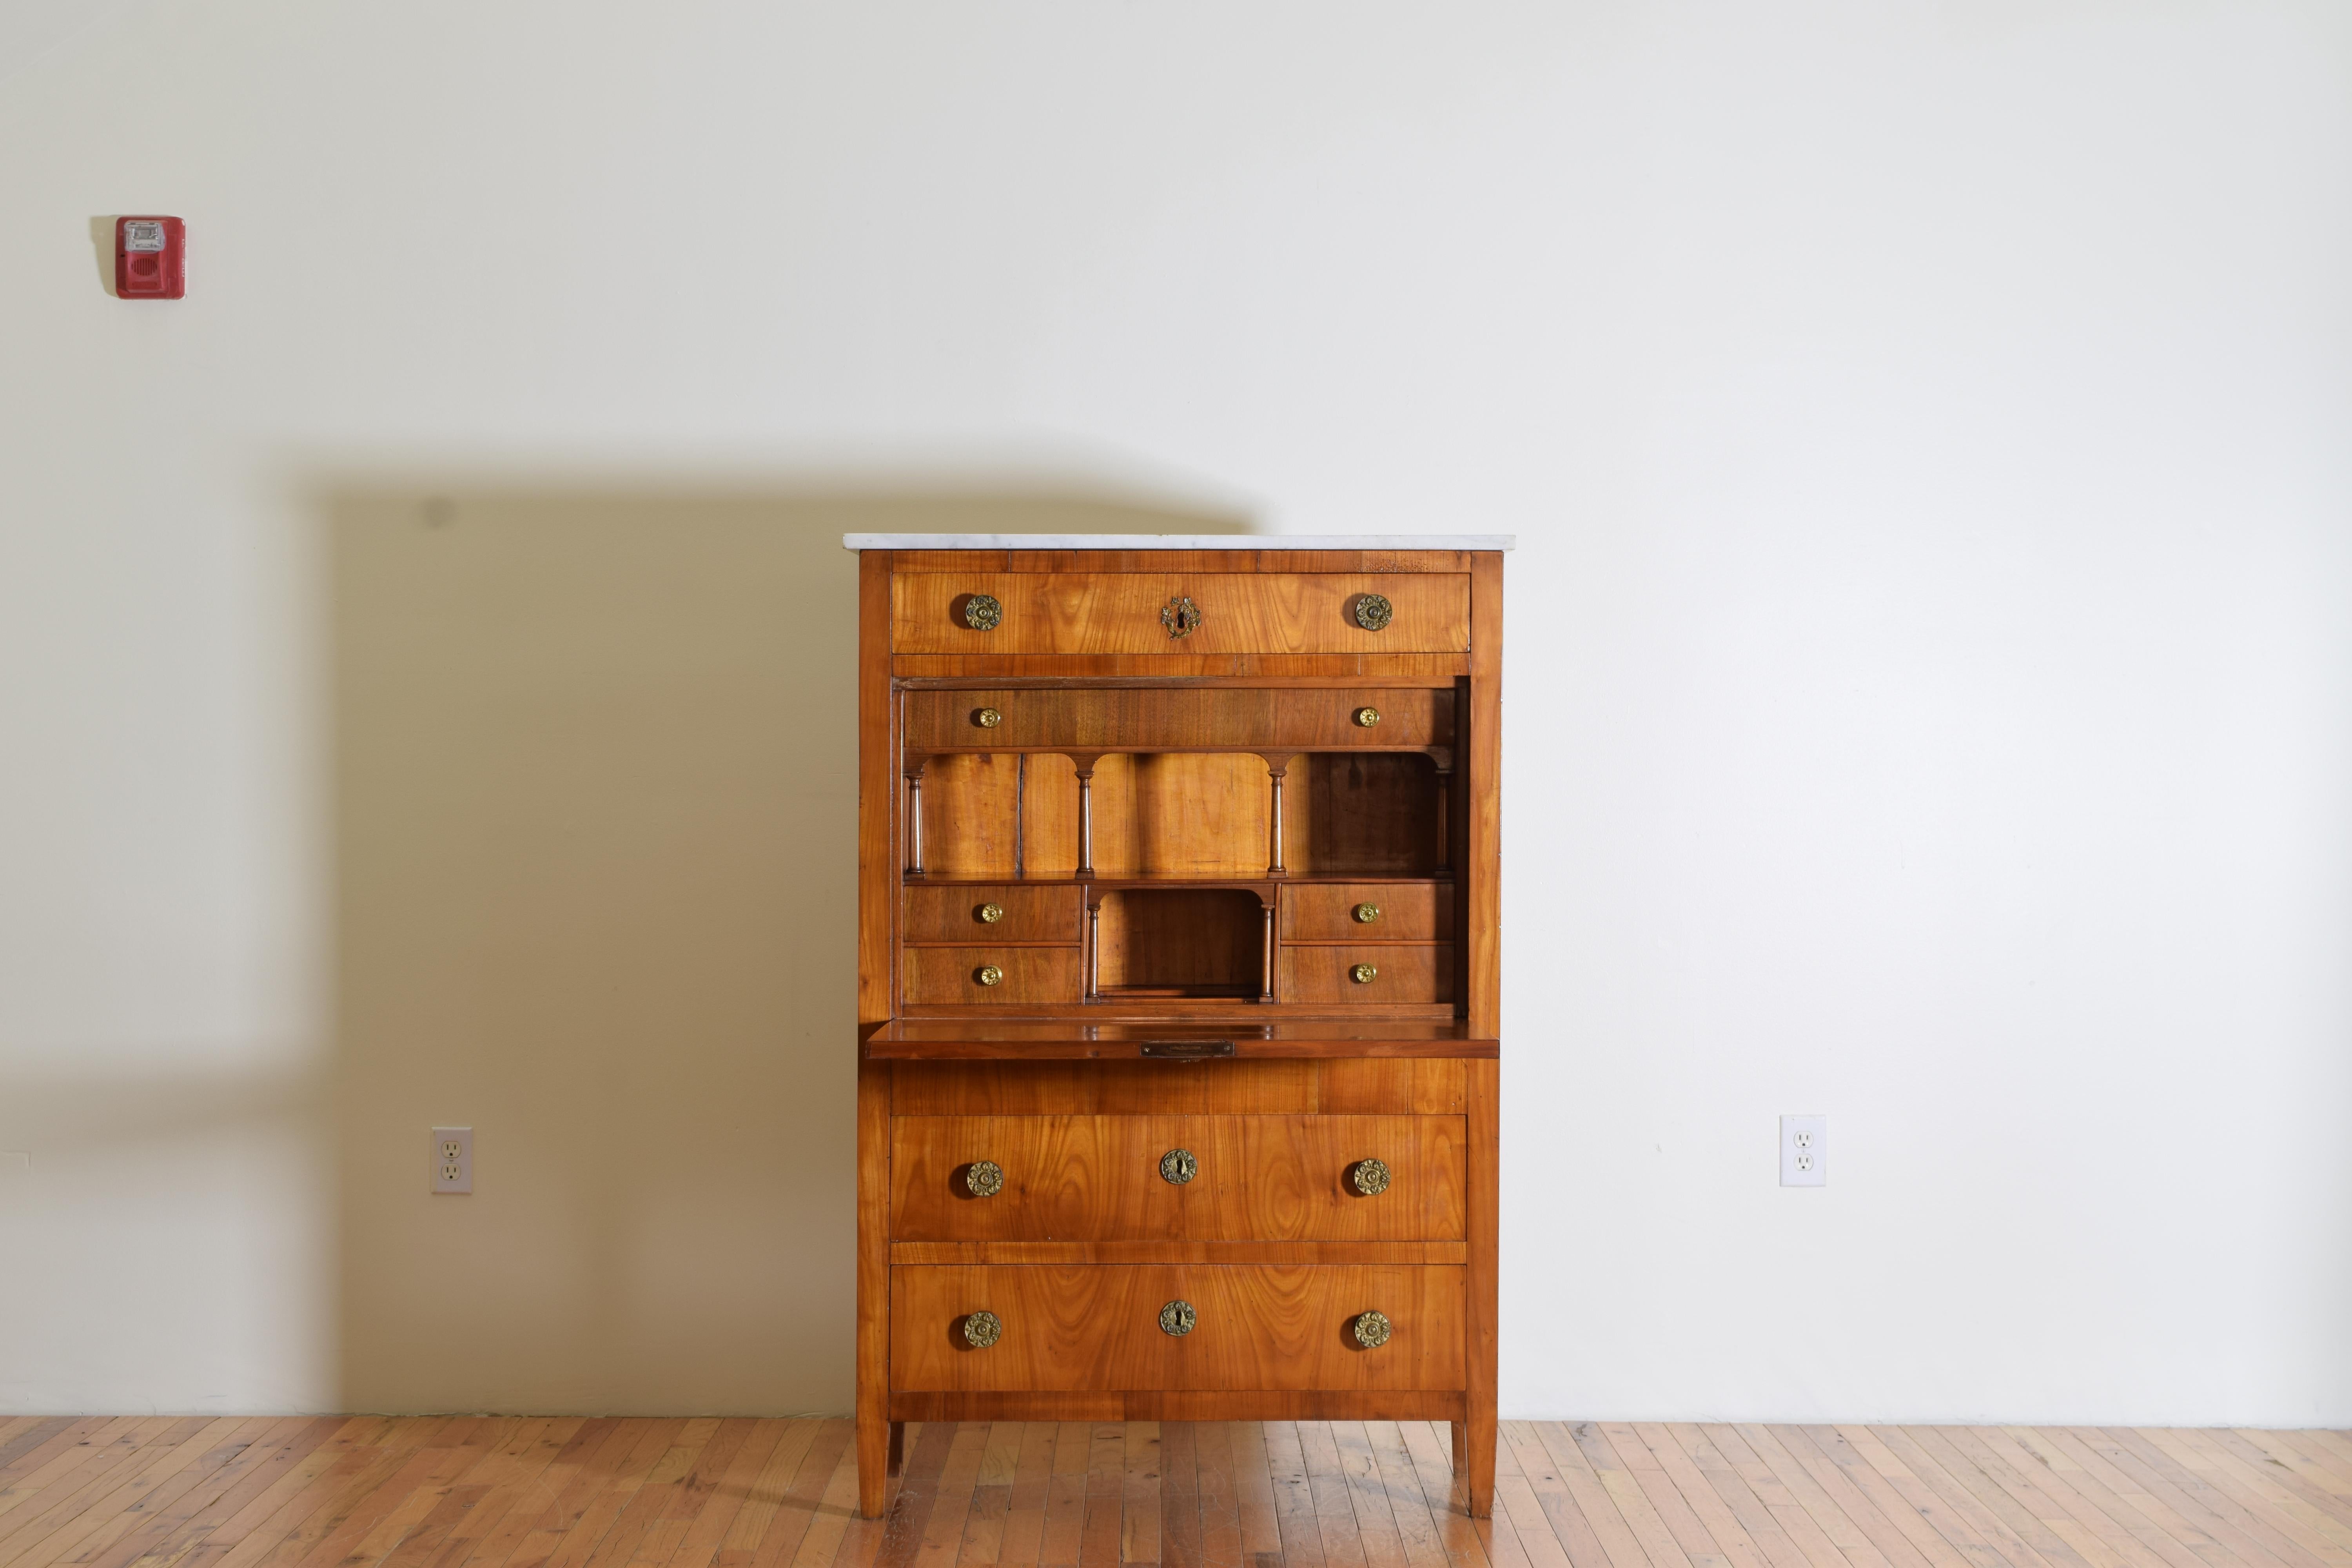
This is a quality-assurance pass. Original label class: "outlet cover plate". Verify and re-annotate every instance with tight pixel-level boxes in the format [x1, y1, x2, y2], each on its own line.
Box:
[432, 1126, 473, 1194]
[1780, 1114, 1826, 1187]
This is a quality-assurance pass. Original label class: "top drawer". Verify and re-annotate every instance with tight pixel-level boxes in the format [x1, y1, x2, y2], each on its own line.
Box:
[893, 573, 1470, 655]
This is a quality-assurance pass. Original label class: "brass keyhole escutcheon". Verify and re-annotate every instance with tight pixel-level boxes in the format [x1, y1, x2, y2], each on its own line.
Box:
[974, 707, 1003, 728]
[975, 902, 1005, 924]
[962, 1310, 1003, 1348]
[975, 965, 1005, 987]
[1159, 1149, 1197, 1185]
[965, 1160, 1005, 1198]
[1350, 963, 1378, 985]
[1353, 593, 1394, 632]
[1352, 902, 1381, 924]
[1159, 1300, 1197, 1337]
[1353, 706, 1381, 728]
[1352, 1310, 1391, 1349]
[1161, 595, 1202, 639]
[962, 594, 1003, 631]
[1350, 1158, 1391, 1196]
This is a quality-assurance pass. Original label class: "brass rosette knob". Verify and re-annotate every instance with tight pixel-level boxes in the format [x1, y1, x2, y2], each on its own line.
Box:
[1353, 706, 1381, 728]
[1352, 902, 1381, 924]
[1352, 1310, 1391, 1349]
[974, 707, 1003, 728]
[964, 1160, 1004, 1198]
[1349, 1158, 1391, 1196]
[1159, 1149, 1197, 1185]
[1350, 963, 1378, 985]
[962, 595, 1003, 631]
[962, 1310, 1003, 1348]
[975, 965, 1004, 987]
[1354, 593, 1394, 631]
[975, 902, 1005, 924]
[1159, 1300, 1196, 1337]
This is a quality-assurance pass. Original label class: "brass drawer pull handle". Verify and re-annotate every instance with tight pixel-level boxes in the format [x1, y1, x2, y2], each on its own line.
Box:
[1350, 963, 1378, 984]
[963, 595, 1003, 631]
[962, 1310, 1003, 1348]
[975, 902, 1005, 924]
[975, 965, 1004, 986]
[1352, 1310, 1391, 1349]
[1159, 1300, 1196, 1336]
[1161, 596, 1202, 639]
[1353, 706, 1381, 728]
[974, 707, 1003, 728]
[1350, 1158, 1391, 1196]
[1159, 1149, 1197, 1185]
[964, 1160, 1004, 1198]
[1352, 902, 1381, 924]
[1354, 593, 1393, 631]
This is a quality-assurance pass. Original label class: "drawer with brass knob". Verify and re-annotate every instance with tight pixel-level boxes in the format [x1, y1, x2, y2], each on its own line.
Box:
[1278, 944, 1452, 1005]
[901, 947, 1084, 1005]
[1278, 883, 1450, 943]
[889, 1115, 1465, 1241]
[890, 1263, 1463, 1391]
[904, 884, 1083, 944]
[902, 687, 1452, 751]
[890, 572, 1470, 655]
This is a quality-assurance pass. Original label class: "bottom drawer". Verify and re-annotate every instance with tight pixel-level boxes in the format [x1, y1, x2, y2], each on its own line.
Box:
[891, 1264, 1463, 1391]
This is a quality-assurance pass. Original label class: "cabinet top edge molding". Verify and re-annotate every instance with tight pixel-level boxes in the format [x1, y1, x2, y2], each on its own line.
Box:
[842, 533, 1515, 552]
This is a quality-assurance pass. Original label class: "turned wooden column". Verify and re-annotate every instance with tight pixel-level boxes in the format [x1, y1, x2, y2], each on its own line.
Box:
[1265, 754, 1296, 877]
[904, 757, 929, 877]
[1072, 753, 1101, 876]
[1260, 900, 1276, 1002]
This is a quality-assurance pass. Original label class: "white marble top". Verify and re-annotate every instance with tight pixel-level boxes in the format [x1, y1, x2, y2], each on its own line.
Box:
[841, 533, 1514, 552]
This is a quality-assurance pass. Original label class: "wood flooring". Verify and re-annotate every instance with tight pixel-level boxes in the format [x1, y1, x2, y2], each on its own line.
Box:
[0, 1416, 2346, 1568]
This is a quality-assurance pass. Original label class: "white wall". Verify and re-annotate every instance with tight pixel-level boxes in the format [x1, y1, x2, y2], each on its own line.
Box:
[3, 1, 2348, 1422]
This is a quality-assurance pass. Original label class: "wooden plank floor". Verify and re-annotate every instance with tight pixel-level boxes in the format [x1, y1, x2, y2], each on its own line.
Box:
[0, 1417, 2346, 1568]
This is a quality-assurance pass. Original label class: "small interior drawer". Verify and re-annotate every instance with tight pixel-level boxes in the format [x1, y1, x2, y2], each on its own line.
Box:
[1279, 945, 1453, 1005]
[903, 946, 1083, 1005]
[1279, 883, 1452, 943]
[890, 1263, 1466, 1391]
[905, 884, 1083, 944]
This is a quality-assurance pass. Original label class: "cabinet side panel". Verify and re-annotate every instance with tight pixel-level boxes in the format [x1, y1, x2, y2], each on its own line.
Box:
[855, 549, 894, 1517]
[1466, 553, 1502, 1036]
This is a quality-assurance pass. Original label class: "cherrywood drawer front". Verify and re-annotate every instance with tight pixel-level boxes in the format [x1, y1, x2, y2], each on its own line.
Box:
[894, 574, 1470, 655]
[904, 688, 1452, 752]
[903, 947, 1083, 1005]
[1280, 945, 1453, 1004]
[1280, 884, 1451, 944]
[891, 1116, 1465, 1241]
[904, 885, 1083, 945]
[891, 1060, 1471, 1116]
[892, 1264, 1465, 1391]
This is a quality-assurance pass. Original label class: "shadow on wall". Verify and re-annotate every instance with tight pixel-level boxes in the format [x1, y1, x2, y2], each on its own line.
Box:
[331, 485, 1253, 1414]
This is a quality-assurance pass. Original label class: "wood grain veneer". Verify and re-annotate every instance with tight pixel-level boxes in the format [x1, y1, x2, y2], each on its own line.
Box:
[889, 1115, 1465, 1241]
[901, 947, 1084, 1006]
[904, 686, 1453, 751]
[888, 1265, 1466, 1391]
[893, 574, 1470, 655]
[1278, 944, 1454, 1005]
[902, 884, 1083, 945]
[1279, 881, 1453, 942]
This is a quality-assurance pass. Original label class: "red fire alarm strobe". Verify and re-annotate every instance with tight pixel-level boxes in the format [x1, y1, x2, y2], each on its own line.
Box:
[116, 216, 184, 298]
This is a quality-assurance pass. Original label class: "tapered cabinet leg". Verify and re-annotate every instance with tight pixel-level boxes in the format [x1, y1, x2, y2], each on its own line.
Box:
[1451, 1417, 1495, 1518]
[857, 1412, 891, 1518]
[855, 1060, 891, 1517]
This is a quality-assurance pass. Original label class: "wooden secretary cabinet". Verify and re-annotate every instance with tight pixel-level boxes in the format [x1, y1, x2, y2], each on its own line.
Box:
[851, 537, 1506, 1517]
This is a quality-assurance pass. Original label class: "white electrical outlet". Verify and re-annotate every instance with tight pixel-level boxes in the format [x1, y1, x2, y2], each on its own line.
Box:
[432, 1127, 473, 1194]
[1780, 1115, 1826, 1187]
